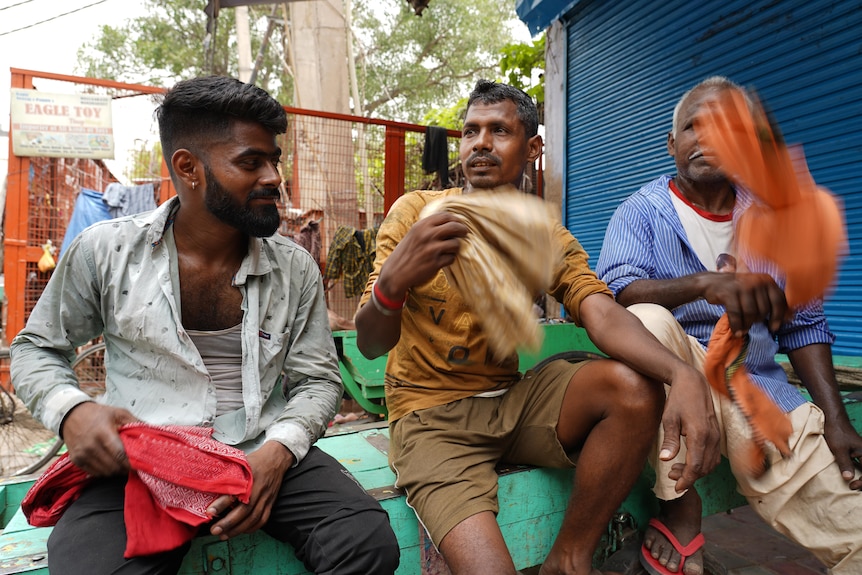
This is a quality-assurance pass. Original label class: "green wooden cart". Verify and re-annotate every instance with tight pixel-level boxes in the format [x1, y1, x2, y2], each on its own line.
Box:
[2, 323, 861, 574]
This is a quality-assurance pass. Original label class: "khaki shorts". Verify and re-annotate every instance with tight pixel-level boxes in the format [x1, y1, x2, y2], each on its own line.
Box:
[388, 358, 587, 546]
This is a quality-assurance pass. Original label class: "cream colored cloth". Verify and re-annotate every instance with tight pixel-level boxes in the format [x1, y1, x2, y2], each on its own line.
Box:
[629, 303, 862, 573]
[420, 186, 561, 359]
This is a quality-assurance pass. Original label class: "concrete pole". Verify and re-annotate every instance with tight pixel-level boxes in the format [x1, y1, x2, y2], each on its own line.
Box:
[235, 5, 253, 82]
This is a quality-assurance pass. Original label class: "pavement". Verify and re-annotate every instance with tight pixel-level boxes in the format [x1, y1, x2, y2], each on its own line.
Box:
[591, 504, 828, 575]
[699, 505, 827, 575]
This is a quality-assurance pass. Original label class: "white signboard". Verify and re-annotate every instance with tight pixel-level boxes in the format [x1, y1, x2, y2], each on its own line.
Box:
[10, 89, 114, 159]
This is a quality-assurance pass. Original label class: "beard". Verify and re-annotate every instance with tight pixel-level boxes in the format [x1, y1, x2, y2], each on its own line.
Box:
[203, 165, 281, 237]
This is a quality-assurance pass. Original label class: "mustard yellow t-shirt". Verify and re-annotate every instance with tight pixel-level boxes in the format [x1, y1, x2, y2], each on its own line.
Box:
[360, 188, 612, 422]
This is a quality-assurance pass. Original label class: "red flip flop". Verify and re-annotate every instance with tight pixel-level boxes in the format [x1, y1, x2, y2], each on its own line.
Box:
[640, 518, 705, 575]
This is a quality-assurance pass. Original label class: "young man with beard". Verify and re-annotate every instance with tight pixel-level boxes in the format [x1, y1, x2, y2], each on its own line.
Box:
[596, 76, 862, 575]
[11, 76, 399, 575]
[353, 79, 722, 575]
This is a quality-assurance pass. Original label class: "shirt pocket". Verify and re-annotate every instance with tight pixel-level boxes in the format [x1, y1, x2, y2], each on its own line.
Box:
[256, 327, 289, 394]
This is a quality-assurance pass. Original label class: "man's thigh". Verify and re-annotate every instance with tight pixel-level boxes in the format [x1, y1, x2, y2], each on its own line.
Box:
[263, 446, 399, 575]
[47, 477, 189, 575]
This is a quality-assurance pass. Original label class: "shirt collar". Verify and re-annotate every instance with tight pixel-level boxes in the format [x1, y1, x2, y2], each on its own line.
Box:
[143, 196, 274, 284]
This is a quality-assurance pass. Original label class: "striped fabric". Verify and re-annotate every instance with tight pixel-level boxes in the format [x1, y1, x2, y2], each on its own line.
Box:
[596, 175, 835, 413]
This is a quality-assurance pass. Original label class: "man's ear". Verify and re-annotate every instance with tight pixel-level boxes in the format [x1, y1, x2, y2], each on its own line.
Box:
[526, 134, 543, 163]
[666, 131, 675, 157]
[172, 149, 200, 190]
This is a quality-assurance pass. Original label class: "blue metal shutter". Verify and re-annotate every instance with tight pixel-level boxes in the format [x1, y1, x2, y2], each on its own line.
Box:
[562, 0, 862, 355]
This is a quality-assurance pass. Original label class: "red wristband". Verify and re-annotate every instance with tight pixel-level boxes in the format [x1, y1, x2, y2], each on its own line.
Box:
[373, 281, 406, 310]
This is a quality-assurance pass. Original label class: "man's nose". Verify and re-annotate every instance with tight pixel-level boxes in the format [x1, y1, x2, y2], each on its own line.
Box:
[473, 128, 491, 151]
[261, 162, 282, 186]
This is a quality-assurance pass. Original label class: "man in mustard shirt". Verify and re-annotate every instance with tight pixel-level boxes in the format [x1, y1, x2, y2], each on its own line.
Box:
[354, 79, 721, 575]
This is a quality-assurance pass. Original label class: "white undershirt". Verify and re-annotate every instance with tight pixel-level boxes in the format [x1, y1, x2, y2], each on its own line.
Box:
[669, 184, 735, 272]
[187, 324, 244, 416]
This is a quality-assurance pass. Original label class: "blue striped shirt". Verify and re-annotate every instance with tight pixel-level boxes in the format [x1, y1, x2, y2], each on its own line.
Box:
[596, 175, 835, 412]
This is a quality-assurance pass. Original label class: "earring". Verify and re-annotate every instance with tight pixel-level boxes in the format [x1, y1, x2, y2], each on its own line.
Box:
[191, 181, 197, 190]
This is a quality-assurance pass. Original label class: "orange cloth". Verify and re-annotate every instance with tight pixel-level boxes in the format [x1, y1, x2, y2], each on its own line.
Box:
[22, 423, 253, 558]
[695, 89, 846, 307]
[694, 89, 846, 476]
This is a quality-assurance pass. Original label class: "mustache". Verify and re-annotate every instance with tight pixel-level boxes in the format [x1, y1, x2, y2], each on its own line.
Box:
[465, 152, 501, 167]
[247, 188, 281, 201]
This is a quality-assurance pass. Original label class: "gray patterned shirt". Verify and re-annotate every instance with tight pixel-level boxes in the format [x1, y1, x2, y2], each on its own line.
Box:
[11, 196, 342, 461]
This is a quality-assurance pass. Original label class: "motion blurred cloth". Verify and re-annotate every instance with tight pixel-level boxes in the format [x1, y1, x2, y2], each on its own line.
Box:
[22, 423, 253, 558]
[420, 186, 561, 358]
[696, 89, 847, 475]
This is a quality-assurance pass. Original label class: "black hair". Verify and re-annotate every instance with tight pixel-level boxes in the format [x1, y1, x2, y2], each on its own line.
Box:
[155, 75, 287, 175]
[467, 79, 539, 138]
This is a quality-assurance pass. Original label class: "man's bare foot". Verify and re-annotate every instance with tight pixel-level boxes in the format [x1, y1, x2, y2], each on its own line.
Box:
[642, 489, 704, 575]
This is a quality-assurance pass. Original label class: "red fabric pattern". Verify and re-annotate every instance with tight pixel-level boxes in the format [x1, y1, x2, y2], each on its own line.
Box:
[21, 423, 253, 558]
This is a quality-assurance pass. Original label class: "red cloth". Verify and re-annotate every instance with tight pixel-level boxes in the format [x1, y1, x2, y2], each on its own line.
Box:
[22, 423, 253, 558]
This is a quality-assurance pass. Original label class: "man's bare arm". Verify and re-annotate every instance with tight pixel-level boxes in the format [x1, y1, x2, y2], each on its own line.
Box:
[618, 273, 791, 336]
[789, 343, 862, 489]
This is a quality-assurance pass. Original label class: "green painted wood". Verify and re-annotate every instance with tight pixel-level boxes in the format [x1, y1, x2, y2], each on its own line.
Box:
[1, 480, 36, 528]
[518, 322, 604, 370]
[334, 322, 605, 419]
[3, 351, 860, 574]
[3, 506, 32, 535]
[0, 528, 50, 574]
[334, 330, 388, 416]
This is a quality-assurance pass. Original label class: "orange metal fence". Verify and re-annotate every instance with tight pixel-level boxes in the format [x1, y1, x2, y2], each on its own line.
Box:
[3, 69, 467, 388]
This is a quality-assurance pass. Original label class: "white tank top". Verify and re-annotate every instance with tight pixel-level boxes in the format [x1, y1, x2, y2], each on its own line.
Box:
[187, 324, 244, 416]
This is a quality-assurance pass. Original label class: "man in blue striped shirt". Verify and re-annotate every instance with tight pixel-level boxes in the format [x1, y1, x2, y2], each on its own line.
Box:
[597, 76, 862, 575]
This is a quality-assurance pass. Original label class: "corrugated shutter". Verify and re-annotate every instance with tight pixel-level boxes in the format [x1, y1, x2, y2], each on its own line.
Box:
[562, 0, 862, 355]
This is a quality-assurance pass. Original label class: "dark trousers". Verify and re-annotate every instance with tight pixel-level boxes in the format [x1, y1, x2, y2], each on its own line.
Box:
[47, 446, 400, 575]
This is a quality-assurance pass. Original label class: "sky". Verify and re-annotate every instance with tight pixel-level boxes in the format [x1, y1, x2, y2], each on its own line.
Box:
[0, 0, 156, 184]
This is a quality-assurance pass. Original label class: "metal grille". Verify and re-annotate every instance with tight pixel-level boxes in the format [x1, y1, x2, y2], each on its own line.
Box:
[3, 70, 467, 387]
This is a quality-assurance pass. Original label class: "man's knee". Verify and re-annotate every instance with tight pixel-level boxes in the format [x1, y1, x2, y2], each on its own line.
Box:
[626, 303, 695, 362]
[626, 303, 676, 338]
[302, 505, 400, 575]
[590, 360, 665, 424]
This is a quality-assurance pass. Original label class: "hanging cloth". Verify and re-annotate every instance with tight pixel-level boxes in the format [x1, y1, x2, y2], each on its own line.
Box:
[422, 126, 451, 188]
[103, 182, 157, 218]
[324, 225, 377, 298]
[60, 187, 112, 258]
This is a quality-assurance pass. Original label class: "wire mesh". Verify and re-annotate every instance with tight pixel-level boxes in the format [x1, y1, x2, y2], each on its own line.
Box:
[4, 74, 464, 350]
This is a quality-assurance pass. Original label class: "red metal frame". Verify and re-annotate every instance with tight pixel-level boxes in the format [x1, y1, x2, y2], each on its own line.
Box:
[2, 69, 541, 388]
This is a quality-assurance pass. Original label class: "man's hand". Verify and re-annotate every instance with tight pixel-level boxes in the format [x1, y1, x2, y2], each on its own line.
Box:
[657, 365, 722, 492]
[377, 212, 468, 298]
[208, 440, 294, 540]
[701, 272, 793, 337]
[61, 402, 139, 476]
[823, 419, 862, 491]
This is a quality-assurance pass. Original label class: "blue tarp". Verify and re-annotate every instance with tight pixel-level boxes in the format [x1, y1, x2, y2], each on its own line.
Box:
[60, 187, 112, 258]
